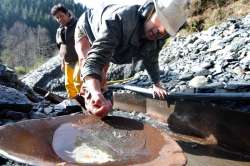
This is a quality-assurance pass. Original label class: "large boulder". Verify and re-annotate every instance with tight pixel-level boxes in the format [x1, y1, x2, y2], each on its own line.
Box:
[21, 55, 64, 91]
[0, 85, 33, 112]
[0, 64, 42, 102]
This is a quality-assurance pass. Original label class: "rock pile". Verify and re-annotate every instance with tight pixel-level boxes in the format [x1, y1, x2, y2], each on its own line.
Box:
[128, 14, 250, 93]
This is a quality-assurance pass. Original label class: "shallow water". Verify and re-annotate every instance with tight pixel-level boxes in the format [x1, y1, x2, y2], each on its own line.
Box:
[180, 142, 250, 166]
[53, 122, 148, 164]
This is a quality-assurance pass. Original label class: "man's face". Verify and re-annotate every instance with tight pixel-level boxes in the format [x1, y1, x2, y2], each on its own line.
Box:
[54, 11, 70, 26]
[144, 13, 167, 40]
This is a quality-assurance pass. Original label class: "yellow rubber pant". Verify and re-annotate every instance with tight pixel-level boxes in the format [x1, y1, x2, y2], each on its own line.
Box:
[64, 63, 82, 98]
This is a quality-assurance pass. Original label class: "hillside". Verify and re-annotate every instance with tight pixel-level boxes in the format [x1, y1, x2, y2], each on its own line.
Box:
[183, 0, 250, 34]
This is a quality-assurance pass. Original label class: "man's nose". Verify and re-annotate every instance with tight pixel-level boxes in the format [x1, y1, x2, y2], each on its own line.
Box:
[158, 26, 166, 35]
[57, 16, 63, 22]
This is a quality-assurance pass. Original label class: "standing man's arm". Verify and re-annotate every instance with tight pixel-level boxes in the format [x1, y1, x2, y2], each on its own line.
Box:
[56, 28, 66, 72]
[58, 45, 66, 72]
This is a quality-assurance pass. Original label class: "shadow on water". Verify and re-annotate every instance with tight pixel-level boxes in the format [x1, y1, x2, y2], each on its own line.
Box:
[102, 116, 144, 130]
[164, 100, 250, 165]
[168, 100, 250, 154]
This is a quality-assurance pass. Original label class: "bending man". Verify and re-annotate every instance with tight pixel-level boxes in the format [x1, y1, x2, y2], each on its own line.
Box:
[75, 0, 191, 116]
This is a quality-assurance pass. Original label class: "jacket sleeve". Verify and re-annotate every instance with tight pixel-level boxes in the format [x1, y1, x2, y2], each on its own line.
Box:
[142, 40, 165, 84]
[81, 17, 121, 80]
[143, 50, 160, 84]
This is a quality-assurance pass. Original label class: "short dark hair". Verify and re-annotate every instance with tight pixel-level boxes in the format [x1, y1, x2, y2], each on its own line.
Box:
[51, 3, 70, 16]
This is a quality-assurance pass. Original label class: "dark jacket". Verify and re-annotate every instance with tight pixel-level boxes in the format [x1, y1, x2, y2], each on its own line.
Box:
[76, 4, 165, 84]
[56, 18, 78, 65]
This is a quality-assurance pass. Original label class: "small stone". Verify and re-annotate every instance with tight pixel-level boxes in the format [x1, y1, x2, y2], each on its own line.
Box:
[29, 112, 47, 119]
[188, 76, 208, 88]
[244, 73, 250, 81]
[233, 66, 244, 75]
[44, 107, 54, 114]
[179, 73, 193, 81]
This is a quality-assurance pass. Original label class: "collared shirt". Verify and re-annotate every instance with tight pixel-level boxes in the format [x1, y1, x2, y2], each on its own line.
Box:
[75, 4, 165, 84]
[56, 18, 78, 65]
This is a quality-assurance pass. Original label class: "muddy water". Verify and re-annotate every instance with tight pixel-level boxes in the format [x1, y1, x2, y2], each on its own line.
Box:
[161, 122, 250, 166]
[160, 130, 250, 166]
[161, 123, 250, 166]
[178, 141, 250, 166]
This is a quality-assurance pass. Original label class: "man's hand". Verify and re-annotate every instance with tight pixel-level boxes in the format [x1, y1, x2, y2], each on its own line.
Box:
[84, 76, 112, 117]
[87, 92, 112, 117]
[152, 83, 167, 100]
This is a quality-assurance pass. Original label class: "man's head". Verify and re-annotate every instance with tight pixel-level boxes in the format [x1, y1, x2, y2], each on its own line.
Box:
[153, 0, 191, 36]
[144, 0, 191, 40]
[51, 4, 71, 26]
[144, 12, 167, 40]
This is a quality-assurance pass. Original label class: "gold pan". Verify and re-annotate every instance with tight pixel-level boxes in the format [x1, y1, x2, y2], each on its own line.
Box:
[0, 114, 186, 166]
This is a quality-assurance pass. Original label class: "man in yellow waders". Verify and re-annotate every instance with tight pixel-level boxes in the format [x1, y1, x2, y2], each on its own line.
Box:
[51, 4, 82, 99]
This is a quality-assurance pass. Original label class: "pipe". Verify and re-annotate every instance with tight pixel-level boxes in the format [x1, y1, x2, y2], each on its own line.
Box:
[108, 84, 250, 101]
